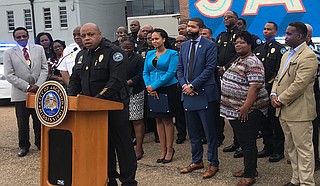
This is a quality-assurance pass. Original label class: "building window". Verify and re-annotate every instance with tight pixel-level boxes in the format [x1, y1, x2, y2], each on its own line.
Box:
[43, 8, 52, 29]
[7, 11, 15, 31]
[24, 9, 32, 30]
[126, 0, 180, 17]
[59, 6, 68, 28]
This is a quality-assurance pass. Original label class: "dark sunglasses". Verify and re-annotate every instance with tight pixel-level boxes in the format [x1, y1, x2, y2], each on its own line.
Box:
[176, 40, 186, 43]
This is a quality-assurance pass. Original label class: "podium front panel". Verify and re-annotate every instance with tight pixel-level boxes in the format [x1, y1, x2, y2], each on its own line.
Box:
[48, 129, 72, 186]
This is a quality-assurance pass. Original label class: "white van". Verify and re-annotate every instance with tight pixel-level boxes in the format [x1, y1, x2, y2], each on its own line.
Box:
[0, 43, 15, 100]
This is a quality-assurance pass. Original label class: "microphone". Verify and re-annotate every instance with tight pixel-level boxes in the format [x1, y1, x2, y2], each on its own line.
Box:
[54, 47, 78, 70]
[47, 47, 78, 81]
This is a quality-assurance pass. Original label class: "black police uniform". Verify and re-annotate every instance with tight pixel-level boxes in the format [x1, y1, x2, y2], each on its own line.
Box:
[253, 39, 286, 159]
[68, 39, 137, 186]
[216, 26, 240, 68]
[215, 26, 241, 146]
[215, 26, 245, 148]
[251, 33, 262, 51]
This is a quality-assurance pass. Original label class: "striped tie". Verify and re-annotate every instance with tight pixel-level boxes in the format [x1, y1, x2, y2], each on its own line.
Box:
[23, 47, 31, 67]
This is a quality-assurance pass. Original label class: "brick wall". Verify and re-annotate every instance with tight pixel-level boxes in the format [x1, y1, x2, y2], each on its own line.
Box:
[179, 0, 189, 20]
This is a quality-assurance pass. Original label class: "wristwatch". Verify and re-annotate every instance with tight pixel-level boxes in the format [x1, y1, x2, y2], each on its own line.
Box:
[189, 84, 194, 90]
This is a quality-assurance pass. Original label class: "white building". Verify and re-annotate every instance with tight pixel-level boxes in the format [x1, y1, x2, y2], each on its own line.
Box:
[0, 0, 127, 45]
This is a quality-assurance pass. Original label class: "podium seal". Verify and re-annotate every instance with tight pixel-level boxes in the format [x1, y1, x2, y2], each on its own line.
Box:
[35, 81, 68, 127]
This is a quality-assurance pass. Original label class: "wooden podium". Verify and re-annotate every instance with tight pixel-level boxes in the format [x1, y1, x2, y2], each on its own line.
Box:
[26, 93, 124, 186]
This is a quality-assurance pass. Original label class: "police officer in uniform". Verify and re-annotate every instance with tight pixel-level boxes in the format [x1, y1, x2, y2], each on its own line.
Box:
[215, 10, 241, 154]
[68, 23, 137, 186]
[216, 10, 244, 157]
[253, 21, 287, 162]
[237, 17, 262, 50]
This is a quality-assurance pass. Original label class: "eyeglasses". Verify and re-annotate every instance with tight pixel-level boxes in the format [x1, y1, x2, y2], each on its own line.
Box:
[176, 40, 186, 43]
[15, 35, 28, 39]
[224, 16, 235, 20]
[233, 41, 247, 45]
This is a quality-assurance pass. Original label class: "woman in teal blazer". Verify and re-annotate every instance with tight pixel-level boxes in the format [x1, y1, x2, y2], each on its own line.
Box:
[143, 28, 180, 164]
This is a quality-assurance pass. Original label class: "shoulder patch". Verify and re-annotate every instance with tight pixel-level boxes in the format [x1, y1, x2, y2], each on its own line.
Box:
[113, 52, 124, 62]
[280, 47, 287, 55]
[256, 39, 262, 45]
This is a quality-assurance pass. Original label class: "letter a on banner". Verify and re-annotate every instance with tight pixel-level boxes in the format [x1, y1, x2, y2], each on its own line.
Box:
[243, 0, 306, 15]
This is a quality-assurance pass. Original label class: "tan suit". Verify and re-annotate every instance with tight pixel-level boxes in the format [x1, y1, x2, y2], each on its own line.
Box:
[272, 43, 318, 186]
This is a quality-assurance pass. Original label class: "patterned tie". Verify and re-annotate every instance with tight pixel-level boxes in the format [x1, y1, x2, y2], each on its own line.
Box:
[280, 50, 295, 77]
[23, 47, 31, 67]
[188, 41, 197, 82]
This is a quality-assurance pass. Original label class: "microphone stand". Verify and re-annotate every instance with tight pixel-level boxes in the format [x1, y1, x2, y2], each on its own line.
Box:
[47, 47, 78, 81]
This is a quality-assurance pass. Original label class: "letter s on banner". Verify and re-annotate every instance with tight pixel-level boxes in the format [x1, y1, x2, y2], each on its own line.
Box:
[195, 0, 232, 18]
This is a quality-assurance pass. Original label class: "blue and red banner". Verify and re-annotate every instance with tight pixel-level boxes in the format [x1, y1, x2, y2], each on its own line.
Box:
[189, 0, 320, 40]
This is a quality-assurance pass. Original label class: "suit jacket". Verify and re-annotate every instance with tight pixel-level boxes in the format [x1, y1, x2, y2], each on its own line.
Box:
[143, 49, 178, 90]
[3, 44, 48, 102]
[271, 43, 317, 121]
[177, 36, 219, 103]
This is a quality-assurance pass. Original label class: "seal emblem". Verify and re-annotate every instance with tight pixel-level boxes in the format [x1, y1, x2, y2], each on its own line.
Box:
[113, 52, 124, 62]
[35, 81, 68, 127]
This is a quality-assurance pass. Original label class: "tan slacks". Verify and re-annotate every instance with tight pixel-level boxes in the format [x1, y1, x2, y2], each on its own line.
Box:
[280, 118, 315, 186]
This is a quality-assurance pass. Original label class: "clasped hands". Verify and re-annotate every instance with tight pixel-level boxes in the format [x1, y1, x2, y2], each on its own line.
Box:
[271, 95, 282, 108]
[183, 84, 198, 96]
[27, 84, 39, 93]
[146, 85, 159, 99]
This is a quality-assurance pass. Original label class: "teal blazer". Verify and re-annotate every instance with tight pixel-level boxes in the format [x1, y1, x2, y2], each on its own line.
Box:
[143, 49, 178, 90]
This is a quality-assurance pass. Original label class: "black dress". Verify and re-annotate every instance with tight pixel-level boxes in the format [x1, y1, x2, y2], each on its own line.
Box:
[146, 58, 181, 118]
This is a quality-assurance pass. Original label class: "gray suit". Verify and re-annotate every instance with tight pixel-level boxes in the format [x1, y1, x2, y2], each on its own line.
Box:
[4, 44, 48, 102]
[3, 43, 48, 150]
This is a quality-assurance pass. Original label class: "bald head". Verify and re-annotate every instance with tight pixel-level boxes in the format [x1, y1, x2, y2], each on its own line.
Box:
[141, 25, 153, 38]
[117, 26, 128, 33]
[73, 25, 83, 48]
[130, 20, 140, 33]
[80, 23, 102, 50]
[305, 24, 313, 43]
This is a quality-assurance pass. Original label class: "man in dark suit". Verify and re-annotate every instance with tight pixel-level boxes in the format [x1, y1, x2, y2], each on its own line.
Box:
[4, 27, 48, 157]
[177, 17, 220, 179]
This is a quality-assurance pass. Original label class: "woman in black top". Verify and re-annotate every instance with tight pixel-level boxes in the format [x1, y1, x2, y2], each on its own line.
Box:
[120, 37, 145, 160]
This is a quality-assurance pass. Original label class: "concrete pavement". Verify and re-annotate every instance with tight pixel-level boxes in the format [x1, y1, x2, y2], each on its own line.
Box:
[0, 105, 319, 186]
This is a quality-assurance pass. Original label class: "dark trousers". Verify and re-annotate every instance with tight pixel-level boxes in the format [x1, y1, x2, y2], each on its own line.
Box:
[15, 101, 41, 149]
[185, 101, 219, 167]
[261, 104, 284, 154]
[175, 100, 187, 140]
[108, 103, 137, 186]
[230, 110, 264, 178]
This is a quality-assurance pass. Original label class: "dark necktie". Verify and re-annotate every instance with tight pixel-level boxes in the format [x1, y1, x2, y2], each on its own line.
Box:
[23, 47, 31, 67]
[188, 41, 197, 82]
